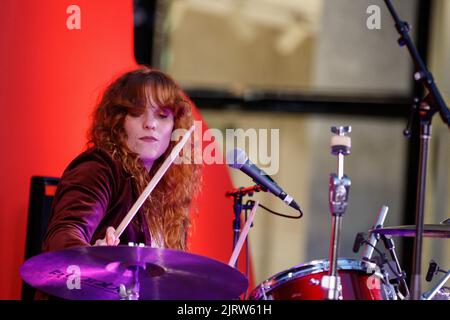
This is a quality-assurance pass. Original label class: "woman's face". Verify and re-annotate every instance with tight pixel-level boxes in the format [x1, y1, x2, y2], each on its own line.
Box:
[124, 102, 174, 171]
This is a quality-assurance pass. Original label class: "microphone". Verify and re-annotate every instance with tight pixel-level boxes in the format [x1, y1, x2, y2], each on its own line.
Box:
[426, 260, 438, 282]
[226, 148, 302, 211]
[361, 205, 389, 261]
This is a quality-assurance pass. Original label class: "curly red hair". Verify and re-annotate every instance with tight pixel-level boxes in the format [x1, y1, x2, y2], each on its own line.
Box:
[88, 66, 202, 250]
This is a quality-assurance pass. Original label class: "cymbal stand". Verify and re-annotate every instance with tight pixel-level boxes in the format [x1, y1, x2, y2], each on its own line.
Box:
[422, 261, 450, 300]
[119, 242, 145, 300]
[422, 269, 450, 300]
[119, 266, 142, 300]
[322, 126, 352, 300]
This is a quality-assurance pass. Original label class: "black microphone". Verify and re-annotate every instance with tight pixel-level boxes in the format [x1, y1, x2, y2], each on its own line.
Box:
[226, 148, 302, 211]
[426, 260, 438, 282]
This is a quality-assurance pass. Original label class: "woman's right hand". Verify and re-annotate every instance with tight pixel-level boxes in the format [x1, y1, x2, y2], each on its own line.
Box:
[94, 226, 120, 246]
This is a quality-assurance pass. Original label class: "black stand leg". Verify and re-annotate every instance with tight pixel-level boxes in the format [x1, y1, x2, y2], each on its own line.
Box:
[410, 101, 435, 299]
[232, 194, 243, 268]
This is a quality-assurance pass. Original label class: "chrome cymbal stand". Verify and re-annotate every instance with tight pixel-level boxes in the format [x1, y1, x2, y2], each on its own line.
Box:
[119, 266, 141, 300]
[119, 242, 145, 300]
[422, 261, 450, 300]
[322, 126, 352, 300]
[422, 270, 450, 300]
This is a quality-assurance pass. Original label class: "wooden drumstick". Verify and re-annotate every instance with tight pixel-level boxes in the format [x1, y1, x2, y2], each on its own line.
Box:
[115, 125, 195, 238]
[228, 200, 259, 267]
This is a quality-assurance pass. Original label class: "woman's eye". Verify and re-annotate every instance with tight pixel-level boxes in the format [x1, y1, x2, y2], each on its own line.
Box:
[158, 113, 169, 119]
[128, 109, 144, 117]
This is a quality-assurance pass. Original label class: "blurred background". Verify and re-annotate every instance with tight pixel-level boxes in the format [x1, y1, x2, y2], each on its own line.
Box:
[0, 0, 448, 299]
[135, 0, 449, 290]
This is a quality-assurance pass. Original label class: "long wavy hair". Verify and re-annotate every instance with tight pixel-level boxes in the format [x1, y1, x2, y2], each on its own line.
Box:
[88, 66, 202, 250]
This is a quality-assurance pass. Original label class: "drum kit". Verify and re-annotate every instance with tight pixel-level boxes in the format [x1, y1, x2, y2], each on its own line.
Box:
[20, 225, 450, 301]
[20, 125, 450, 301]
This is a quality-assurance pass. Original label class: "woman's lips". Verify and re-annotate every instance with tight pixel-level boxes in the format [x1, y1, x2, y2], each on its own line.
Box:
[139, 136, 159, 142]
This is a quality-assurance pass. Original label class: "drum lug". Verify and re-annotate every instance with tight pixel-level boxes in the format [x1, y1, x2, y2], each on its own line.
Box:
[321, 275, 343, 300]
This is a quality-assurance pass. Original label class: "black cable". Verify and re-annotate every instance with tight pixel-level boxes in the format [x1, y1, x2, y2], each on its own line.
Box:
[258, 203, 303, 219]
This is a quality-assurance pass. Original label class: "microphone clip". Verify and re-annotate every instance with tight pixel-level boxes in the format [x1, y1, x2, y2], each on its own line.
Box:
[226, 184, 265, 199]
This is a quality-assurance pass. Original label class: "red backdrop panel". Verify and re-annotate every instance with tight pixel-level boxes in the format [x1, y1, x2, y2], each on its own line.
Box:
[0, 0, 252, 299]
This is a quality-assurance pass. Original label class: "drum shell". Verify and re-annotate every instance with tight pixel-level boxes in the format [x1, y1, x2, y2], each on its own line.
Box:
[248, 258, 386, 300]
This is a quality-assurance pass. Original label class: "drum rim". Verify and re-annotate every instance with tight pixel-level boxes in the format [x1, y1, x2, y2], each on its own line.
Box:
[248, 258, 380, 300]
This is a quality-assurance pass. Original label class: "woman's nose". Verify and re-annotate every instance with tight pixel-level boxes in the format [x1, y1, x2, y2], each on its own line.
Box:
[143, 113, 157, 130]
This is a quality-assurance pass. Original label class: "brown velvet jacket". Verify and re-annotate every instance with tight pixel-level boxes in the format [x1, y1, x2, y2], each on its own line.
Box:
[42, 147, 152, 252]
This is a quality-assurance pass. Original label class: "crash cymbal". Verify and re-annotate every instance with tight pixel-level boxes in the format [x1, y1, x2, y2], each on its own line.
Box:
[370, 224, 450, 238]
[20, 245, 248, 300]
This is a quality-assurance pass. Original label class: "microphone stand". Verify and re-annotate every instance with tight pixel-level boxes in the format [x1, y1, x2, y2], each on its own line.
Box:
[226, 185, 264, 267]
[323, 126, 352, 300]
[383, 0, 450, 300]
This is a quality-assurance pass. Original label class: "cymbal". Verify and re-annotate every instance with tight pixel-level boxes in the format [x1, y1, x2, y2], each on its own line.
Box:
[20, 245, 248, 300]
[370, 224, 450, 238]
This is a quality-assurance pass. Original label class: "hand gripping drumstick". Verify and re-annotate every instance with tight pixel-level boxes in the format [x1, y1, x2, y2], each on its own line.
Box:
[115, 125, 195, 239]
[228, 200, 259, 267]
